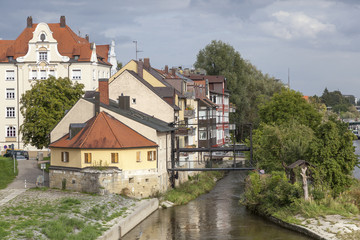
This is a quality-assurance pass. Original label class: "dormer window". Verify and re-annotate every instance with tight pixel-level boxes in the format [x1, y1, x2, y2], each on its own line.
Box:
[39, 52, 47, 61]
[74, 55, 79, 60]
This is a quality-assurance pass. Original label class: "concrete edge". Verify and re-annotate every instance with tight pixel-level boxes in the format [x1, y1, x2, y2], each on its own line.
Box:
[97, 198, 159, 240]
[266, 215, 330, 240]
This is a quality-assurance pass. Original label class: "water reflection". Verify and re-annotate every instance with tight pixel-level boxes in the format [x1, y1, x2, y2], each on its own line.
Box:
[122, 172, 311, 240]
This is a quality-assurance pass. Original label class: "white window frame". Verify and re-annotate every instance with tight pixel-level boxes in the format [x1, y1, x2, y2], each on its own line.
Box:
[72, 69, 81, 80]
[39, 51, 48, 61]
[31, 70, 37, 80]
[6, 70, 15, 81]
[40, 70, 47, 80]
[6, 107, 15, 118]
[132, 98, 136, 104]
[6, 126, 16, 137]
[6, 88, 15, 100]
[49, 70, 55, 78]
[199, 127, 207, 140]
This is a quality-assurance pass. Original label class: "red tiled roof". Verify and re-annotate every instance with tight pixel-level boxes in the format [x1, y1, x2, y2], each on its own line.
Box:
[0, 22, 110, 64]
[49, 112, 157, 149]
[154, 68, 181, 79]
[188, 74, 225, 83]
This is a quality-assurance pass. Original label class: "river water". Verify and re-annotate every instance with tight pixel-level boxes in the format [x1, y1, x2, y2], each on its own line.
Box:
[122, 141, 360, 239]
[123, 172, 312, 240]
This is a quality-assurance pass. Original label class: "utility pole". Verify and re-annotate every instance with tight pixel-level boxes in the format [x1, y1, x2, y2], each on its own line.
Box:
[132, 40, 143, 60]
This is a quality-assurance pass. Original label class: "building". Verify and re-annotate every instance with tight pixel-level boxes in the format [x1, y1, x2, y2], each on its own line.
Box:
[50, 79, 175, 197]
[49, 111, 159, 197]
[0, 16, 114, 151]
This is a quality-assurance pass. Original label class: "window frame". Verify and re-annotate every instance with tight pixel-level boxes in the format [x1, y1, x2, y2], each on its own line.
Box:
[84, 153, 92, 163]
[136, 151, 141, 162]
[6, 126, 16, 137]
[6, 70, 15, 81]
[6, 88, 15, 100]
[72, 69, 82, 80]
[61, 152, 69, 162]
[39, 51, 48, 61]
[40, 70, 47, 80]
[6, 107, 15, 118]
[111, 153, 119, 163]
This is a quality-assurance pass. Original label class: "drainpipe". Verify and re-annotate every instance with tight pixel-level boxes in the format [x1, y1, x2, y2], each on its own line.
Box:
[67, 62, 72, 79]
[16, 64, 20, 149]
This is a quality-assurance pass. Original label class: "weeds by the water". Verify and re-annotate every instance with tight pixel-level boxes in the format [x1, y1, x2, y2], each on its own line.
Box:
[164, 171, 224, 205]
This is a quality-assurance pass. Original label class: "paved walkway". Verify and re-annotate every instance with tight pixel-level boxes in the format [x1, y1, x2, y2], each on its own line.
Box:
[0, 159, 49, 206]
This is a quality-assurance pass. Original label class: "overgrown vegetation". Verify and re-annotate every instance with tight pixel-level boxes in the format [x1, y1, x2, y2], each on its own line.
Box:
[164, 171, 224, 205]
[0, 156, 17, 189]
[242, 87, 360, 229]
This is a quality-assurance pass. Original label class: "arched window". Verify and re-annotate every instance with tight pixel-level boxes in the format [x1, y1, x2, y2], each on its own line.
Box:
[6, 126, 16, 137]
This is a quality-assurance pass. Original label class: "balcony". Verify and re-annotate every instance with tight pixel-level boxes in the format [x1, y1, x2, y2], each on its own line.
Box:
[176, 126, 196, 136]
[184, 109, 195, 118]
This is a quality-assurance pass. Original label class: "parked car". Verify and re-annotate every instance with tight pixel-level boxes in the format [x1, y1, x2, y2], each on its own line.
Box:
[4, 150, 29, 160]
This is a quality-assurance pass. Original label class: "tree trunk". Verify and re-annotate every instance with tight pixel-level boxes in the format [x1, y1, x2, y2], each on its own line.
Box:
[300, 166, 309, 201]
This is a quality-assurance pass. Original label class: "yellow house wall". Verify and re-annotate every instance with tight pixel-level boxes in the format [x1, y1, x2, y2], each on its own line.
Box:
[50, 148, 82, 168]
[109, 60, 137, 83]
[79, 148, 157, 170]
[143, 69, 165, 87]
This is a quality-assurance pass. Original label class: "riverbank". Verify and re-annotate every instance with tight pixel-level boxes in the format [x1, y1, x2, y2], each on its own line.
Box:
[163, 171, 224, 205]
[0, 188, 157, 240]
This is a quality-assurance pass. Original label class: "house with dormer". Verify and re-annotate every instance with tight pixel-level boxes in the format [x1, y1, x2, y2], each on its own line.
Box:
[0, 16, 115, 151]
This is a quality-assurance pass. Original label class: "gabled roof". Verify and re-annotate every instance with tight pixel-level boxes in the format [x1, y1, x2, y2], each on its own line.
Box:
[83, 97, 175, 132]
[0, 22, 110, 64]
[50, 112, 157, 149]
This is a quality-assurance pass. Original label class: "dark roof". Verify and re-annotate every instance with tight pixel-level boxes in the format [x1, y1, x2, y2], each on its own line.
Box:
[50, 112, 158, 149]
[124, 70, 179, 110]
[83, 97, 175, 132]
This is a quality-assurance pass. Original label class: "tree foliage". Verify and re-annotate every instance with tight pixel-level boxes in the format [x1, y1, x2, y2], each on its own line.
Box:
[259, 88, 322, 130]
[307, 118, 358, 195]
[20, 77, 84, 149]
[253, 121, 315, 172]
[194, 40, 283, 138]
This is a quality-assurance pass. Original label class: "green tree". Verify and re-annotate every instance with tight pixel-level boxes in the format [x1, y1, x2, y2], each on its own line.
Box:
[194, 40, 283, 138]
[259, 88, 322, 130]
[307, 118, 358, 195]
[20, 77, 84, 148]
[252, 120, 315, 172]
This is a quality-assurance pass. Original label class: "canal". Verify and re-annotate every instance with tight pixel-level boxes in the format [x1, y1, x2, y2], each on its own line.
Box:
[123, 171, 312, 240]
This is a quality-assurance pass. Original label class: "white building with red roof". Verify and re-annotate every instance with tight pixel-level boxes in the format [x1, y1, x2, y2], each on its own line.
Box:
[0, 16, 116, 151]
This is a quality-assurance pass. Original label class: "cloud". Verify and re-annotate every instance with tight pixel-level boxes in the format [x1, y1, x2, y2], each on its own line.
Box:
[260, 11, 336, 40]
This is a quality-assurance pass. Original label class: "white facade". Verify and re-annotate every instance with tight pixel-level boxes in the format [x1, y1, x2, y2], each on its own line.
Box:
[0, 18, 112, 151]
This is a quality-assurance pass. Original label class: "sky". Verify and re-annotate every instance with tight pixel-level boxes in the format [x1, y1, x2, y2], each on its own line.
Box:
[1, 0, 360, 97]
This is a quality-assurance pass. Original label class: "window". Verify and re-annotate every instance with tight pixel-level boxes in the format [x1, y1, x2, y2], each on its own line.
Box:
[136, 151, 141, 162]
[147, 151, 157, 161]
[6, 88, 15, 99]
[31, 70, 37, 80]
[72, 69, 81, 80]
[6, 126, 16, 137]
[84, 153, 92, 163]
[6, 107, 15, 118]
[111, 153, 119, 163]
[132, 98, 136, 104]
[6, 70, 15, 80]
[40, 70, 46, 80]
[49, 70, 55, 77]
[39, 52, 47, 61]
[61, 152, 69, 162]
[199, 127, 207, 140]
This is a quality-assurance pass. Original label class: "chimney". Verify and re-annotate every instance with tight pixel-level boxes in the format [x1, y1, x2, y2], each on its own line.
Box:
[27, 16, 33, 28]
[165, 65, 168, 74]
[137, 59, 144, 79]
[94, 92, 100, 116]
[85, 34, 89, 42]
[172, 68, 176, 76]
[144, 58, 150, 70]
[60, 16, 66, 28]
[118, 96, 130, 110]
[98, 78, 109, 105]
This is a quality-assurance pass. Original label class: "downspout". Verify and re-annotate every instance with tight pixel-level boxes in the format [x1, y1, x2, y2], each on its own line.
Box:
[68, 62, 72, 79]
[16, 64, 20, 149]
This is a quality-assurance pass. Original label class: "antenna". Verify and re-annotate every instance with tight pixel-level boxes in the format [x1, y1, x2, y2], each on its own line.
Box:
[132, 40, 143, 60]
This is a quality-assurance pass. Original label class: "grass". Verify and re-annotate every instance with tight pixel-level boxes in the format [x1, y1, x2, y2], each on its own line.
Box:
[164, 171, 224, 205]
[0, 156, 17, 189]
[0, 192, 132, 240]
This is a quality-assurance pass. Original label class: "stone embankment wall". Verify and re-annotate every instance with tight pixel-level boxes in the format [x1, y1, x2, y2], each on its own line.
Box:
[49, 168, 168, 198]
